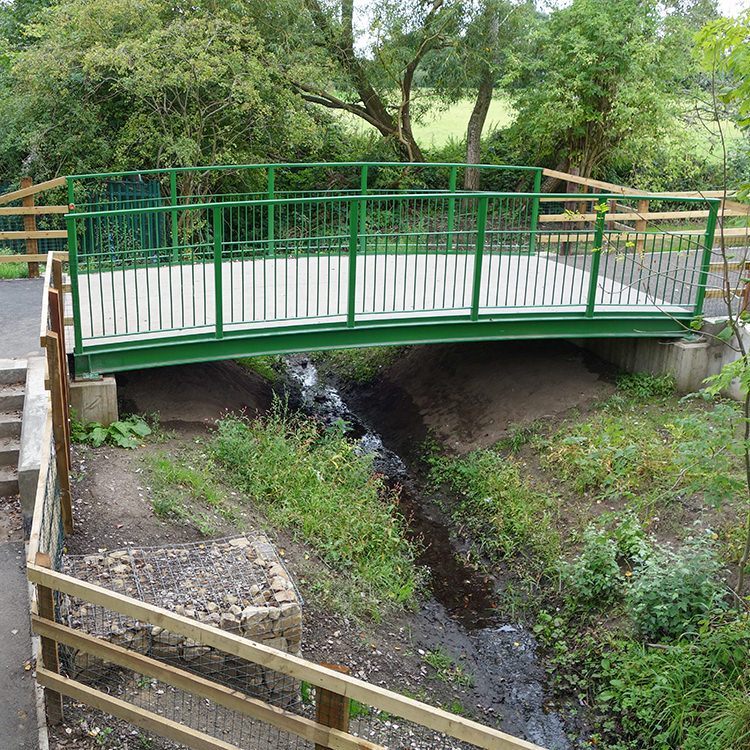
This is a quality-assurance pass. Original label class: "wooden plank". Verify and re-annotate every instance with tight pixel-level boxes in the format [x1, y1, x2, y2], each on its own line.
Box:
[705, 288, 742, 299]
[45, 332, 73, 534]
[708, 261, 750, 272]
[541, 209, 718, 223]
[51, 258, 70, 454]
[26, 413, 53, 568]
[0, 176, 66, 205]
[39, 252, 54, 347]
[0, 254, 49, 263]
[26, 564, 544, 750]
[22, 177, 40, 278]
[723, 199, 750, 214]
[316, 664, 350, 750]
[32, 618, 384, 750]
[542, 168, 639, 195]
[36, 668, 243, 750]
[34, 553, 64, 725]
[0, 230, 67, 240]
[0, 205, 68, 216]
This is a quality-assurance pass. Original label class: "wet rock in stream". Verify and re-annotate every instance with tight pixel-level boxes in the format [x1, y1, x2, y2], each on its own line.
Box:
[284, 353, 572, 749]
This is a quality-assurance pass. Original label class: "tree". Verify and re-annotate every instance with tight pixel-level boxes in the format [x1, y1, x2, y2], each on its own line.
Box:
[695, 9, 750, 596]
[0, 0, 332, 191]
[505, 0, 700, 179]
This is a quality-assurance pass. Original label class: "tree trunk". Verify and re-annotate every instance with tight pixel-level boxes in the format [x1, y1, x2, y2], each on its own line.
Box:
[464, 6, 499, 190]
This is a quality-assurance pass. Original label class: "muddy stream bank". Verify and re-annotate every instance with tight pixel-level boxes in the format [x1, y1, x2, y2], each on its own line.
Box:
[285, 352, 573, 749]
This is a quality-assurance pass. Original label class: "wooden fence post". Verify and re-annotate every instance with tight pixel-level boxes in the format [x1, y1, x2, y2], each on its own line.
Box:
[315, 663, 350, 750]
[45, 332, 73, 534]
[21, 177, 39, 278]
[35, 552, 64, 725]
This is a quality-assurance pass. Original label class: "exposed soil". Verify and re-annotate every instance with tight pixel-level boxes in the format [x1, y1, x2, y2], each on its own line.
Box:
[339, 340, 615, 459]
[49, 342, 616, 750]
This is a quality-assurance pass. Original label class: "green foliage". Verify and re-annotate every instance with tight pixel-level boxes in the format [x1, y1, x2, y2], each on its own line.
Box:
[427, 447, 558, 564]
[599, 617, 750, 750]
[506, 0, 696, 177]
[423, 646, 473, 688]
[563, 524, 623, 603]
[210, 403, 421, 615]
[544, 401, 743, 505]
[615, 371, 675, 400]
[235, 356, 283, 383]
[626, 533, 728, 640]
[71, 412, 151, 448]
[0, 261, 32, 279]
[313, 346, 407, 384]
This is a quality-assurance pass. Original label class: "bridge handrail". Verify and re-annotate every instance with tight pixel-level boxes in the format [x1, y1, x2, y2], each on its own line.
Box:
[66, 190, 721, 220]
[66, 161, 542, 181]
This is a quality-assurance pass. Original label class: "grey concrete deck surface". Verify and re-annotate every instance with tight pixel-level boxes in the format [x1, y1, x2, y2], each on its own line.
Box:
[0, 278, 44, 358]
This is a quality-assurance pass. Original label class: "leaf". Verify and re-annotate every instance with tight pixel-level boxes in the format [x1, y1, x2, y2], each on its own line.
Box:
[717, 324, 734, 342]
[129, 421, 152, 437]
[89, 426, 108, 447]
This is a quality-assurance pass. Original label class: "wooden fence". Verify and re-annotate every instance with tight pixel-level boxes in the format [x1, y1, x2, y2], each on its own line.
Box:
[26, 251, 544, 750]
[0, 177, 68, 277]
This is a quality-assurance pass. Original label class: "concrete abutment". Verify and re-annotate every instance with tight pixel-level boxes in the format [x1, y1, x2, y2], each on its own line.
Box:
[69, 375, 119, 426]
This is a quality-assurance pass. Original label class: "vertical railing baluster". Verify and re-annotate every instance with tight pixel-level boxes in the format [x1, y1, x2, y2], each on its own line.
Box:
[470, 196, 488, 321]
[694, 199, 719, 316]
[529, 168, 542, 254]
[347, 198, 360, 327]
[66, 211, 84, 353]
[213, 205, 223, 338]
[170, 170, 179, 262]
[585, 203, 608, 318]
[446, 166, 457, 255]
[359, 164, 368, 255]
[267, 166, 275, 256]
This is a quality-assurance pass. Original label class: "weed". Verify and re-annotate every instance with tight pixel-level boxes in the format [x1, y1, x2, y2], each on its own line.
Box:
[210, 403, 422, 616]
[615, 371, 675, 399]
[312, 346, 407, 384]
[71, 412, 152, 448]
[498, 420, 544, 453]
[423, 647, 473, 688]
[427, 447, 558, 565]
[626, 532, 728, 640]
[236, 355, 283, 382]
[562, 524, 623, 603]
[0, 261, 34, 279]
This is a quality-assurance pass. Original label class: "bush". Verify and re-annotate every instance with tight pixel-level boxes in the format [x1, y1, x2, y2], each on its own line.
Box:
[564, 524, 623, 602]
[626, 533, 728, 640]
[615, 371, 675, 400]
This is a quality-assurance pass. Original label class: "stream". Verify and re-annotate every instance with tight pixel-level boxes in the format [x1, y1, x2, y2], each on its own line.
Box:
[285, 354, 573, 750]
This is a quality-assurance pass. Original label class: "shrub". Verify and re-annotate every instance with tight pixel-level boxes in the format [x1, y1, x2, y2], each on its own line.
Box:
[564, 524, 623, 602]
[626, 533, 728, 640]
[615, 371, 675, 399]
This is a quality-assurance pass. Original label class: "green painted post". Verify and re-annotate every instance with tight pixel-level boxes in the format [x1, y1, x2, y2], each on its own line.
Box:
[446, 166, 457, 254]
[66, 212, 84, 354]
[170, 170, 179, 262]
[359, 164, 368, 254]
[347, 198, 360, 328]
[694, 199, 720, 316]
[528, 168, 542, 254]
[267, 166, 275, 256]
[470, 196, 488, 321]
[213, 205, 223, 339]
[585, 203, 608, 318]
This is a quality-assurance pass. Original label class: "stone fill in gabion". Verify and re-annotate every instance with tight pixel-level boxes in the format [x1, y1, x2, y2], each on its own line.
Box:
[59, 533, 302, 706]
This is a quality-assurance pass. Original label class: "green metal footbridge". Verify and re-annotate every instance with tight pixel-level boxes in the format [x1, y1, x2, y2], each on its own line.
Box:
[63, 162, 720, 375]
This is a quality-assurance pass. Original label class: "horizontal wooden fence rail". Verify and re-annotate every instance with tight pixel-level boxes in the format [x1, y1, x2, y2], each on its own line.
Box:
[0, 176, 66, 204]
[27, 562, 544, 750]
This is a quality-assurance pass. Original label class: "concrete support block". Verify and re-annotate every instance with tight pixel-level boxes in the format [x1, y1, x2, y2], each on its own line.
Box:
[18, 356, 48, 536]
[70, 376, 118, 426]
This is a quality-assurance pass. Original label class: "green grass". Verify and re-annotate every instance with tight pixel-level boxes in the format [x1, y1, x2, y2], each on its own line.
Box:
[210, 403, 422, 616]
[0, 262, 32, 279]
[312, 345, 407, 384]
[337, 95, 515, 148]
[426, 445, 559, 566]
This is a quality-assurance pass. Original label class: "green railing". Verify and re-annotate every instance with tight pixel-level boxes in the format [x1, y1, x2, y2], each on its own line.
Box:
[64, 164, 720, 374]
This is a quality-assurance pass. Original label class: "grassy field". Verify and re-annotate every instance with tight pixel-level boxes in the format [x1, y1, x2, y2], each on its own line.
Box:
[338, 95, 515, 148]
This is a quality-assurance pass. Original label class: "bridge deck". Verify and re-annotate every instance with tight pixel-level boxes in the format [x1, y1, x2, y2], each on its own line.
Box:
[75, 251, 696, 346]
